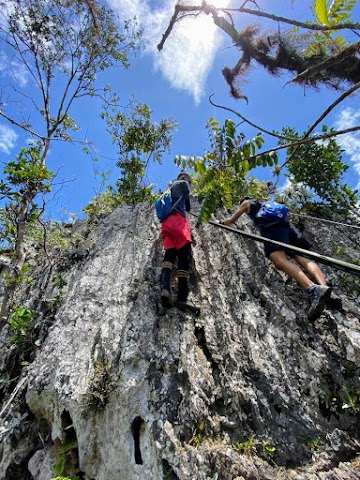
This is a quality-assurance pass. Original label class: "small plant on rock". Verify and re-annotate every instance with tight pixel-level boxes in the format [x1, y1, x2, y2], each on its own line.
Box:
[189, 420, 206, 448]
[299, 435, 321, 451]
[262, 439, 276, 456]
[8, 307, 34, 346]
[52, 438, 80, 480]
[233, 435, 256, 454]
[342, 385, 359, 413]
[81, 357, 112, 415]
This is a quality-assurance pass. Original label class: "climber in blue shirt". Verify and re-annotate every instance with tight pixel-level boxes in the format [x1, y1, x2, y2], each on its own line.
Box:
[223, 198, 332, 321]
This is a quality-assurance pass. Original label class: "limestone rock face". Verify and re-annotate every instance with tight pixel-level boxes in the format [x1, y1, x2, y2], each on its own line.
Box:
[0, 202, 359, 480]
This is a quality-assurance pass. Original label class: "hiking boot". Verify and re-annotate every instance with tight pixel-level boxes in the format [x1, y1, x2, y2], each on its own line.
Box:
[307, 285, 332, 321]
[174, 300, 188, 311]
[160, 264, 173, 307]
[326, 295, 343, 311]
[177, 273, 189, 303]
[161, 288, 173, 308]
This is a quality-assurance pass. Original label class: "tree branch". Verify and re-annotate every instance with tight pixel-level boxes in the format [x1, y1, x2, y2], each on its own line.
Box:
[0, 110, 45, 140]
[227, 7, 360, 31]
[158, 4, 360, 51]
[281, 80, 360, 168]
[209, 95, 297, 141]
[261, 125, 360, 168]
[289, 41, 360, 85]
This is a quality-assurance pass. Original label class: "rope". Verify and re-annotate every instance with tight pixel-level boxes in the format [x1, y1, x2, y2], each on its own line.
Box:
[211, 221, 360, 277]
[188, 212, 360, 278]
[290, 212, 360, 230]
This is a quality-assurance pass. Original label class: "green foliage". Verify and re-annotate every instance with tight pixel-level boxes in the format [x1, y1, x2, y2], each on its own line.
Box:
[298, 435, 321, 451]
[189, 420, 207, 447]
[0, 0, 142, 322]
[262, 439, 276, 456]
[0, 146, 54, 258]
[319, 381, 338, 413]
[279, 126, 358, 214]
[327, 0, 357, 25]
[286, 0, 359, 85]
[190, 431, 205, 448]
[53, 458, 66, 478]
[314, 0, 329, 25]
[233, 436, 256, 454]
[275, 180, 314, 211]
[2, 263, 32, 289]
[1, 147, 53, 194]
[341, 385, 359, 413]
[45, 222, 74, 251]
[51, 477, 74, 480]
[175, 118, 271, 222]
[0, 147, 53, 216]
[8, 307, 34, 346]
[338, 261, 360, 300]
[82, 192, 120, 222]
[341, 360, 358, 378]
[52, 274, 67, 290]
[51, 273, 67, 307]
[0, 207, 17, 252]
[53, 439, 80, 480]
[101, 95, 176, 205]
[289, 0, 357, 64]
[233, 435, 275, 458]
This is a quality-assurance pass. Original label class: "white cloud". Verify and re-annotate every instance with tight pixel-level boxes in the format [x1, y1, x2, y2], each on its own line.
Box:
[9, 59, 30, 88]
[107, 0, 229, 103]
[0, 124, 18, 154]
[334, 107, 360, 188]
[279, 177, 292, 192]
[0, 51, 8, 71]
[0, 51, 30, 88]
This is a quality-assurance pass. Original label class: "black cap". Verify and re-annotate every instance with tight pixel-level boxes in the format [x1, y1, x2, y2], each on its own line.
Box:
[177, 170, 192, 184]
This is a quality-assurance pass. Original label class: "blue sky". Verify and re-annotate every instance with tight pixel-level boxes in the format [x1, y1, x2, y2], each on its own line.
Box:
[0, 0, 359, 220]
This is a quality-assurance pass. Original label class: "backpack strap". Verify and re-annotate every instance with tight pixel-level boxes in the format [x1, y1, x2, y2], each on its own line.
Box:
[169, 194, 183, 214]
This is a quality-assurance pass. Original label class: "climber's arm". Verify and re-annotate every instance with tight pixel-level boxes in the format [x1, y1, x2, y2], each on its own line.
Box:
[222, 200, 250, 225]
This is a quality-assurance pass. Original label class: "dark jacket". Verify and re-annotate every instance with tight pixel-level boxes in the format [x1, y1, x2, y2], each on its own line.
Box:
[170, 179, 190, 217]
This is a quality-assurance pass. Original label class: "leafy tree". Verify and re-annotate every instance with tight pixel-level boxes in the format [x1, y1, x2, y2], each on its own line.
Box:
[175, 117, 358, 223]
[275, 181, 315, 211]
[278, 126, 358, 214]
[0, 0, 141, 326]
[0, 0, 140, 148]
[82, 192, 121, 223]
[101, 97, 176, 205]
[0, 146, 54, 324]
[175, 118, 273, 221]
[159, 1, 360, 210]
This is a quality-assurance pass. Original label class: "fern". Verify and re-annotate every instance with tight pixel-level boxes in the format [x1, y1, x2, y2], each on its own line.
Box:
[329, 0, 357, 23]
[176, 118, 271, 223]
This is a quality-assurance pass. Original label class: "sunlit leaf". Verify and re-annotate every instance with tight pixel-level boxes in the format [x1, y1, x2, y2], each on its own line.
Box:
[314, 0, 329, 25]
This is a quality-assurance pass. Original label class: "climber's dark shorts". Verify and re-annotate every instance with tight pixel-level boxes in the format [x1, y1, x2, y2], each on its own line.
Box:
[161, 213, 192, 251]
[260, 223, 311, 258]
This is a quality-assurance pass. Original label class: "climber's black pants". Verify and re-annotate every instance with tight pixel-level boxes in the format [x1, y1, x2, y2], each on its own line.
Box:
[163, 242, 192, 271]
[161, 242, 192, 302]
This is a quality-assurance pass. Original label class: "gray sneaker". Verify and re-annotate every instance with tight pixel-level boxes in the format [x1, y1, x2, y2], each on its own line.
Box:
[307, 285, 332, 321]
